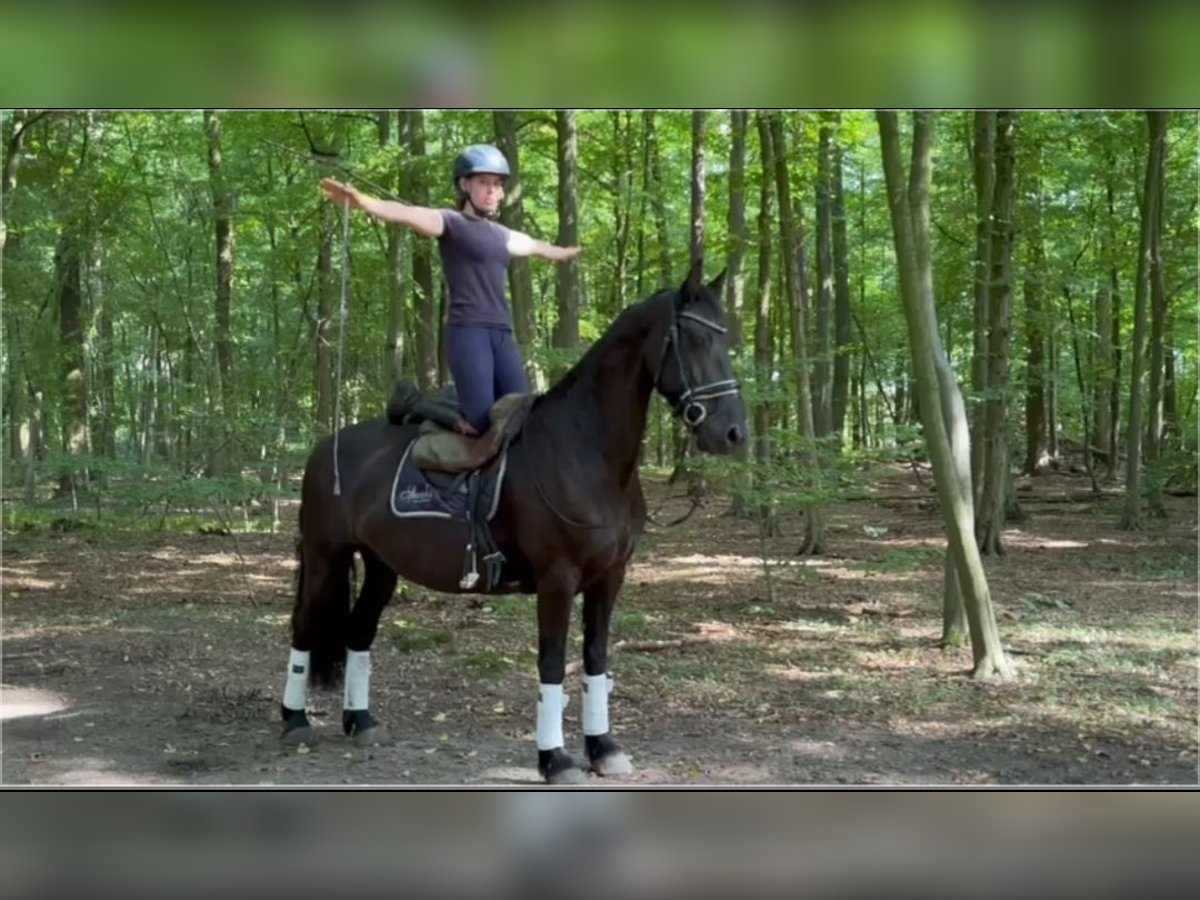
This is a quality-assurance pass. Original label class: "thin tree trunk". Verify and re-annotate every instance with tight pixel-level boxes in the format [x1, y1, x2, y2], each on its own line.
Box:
[969, 111, 996, 506]
[609, 111, 632, 318]
[3, 110, 39, 499]
[1106, 174, 1123, 479]
[1064, 286, 1100, 494]
[403, 111, 438, 391]
[315, 176, 334, 434]
[1162, 304, 1176, 443]
[1144, 111, 1170, 517]
[1023, 162, 1047, 475]
[494, 110, 541, 388]
[204, 110, 236, 466]
[56, 121, 90, 497]
[814, 114, 835, 442]
[672, 111, 710, 495]
[1121, 111, 1168, 530]
[645, 111, 673, 291]
[379, 110, 406, 387]
[831, 124, 853, 448]
[877, 110, 1013, 681]
[976, 111, 1017, 556]
[753, 113, 779, 536]
[91, 246, 117, 460]
[727, 110, 751, 516]
[551, 109, 581, 382]
[1092, 284, 1113, 471]
[769, 114, 824, 555]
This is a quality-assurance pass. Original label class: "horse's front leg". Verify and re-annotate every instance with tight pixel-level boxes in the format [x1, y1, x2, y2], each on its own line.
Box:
[535, 569, 588, 785]
[582, 565, 633, 777]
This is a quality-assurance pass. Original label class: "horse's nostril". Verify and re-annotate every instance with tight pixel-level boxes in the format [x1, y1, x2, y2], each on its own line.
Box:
[727, 425, 745, 446]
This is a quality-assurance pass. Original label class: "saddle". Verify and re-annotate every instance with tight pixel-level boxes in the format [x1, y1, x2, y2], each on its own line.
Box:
[386, 379, 532, 473]
[386, 379, 534, 591]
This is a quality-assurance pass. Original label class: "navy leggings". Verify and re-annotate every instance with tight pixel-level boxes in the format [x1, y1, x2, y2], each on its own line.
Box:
[445, 325, 529, 433]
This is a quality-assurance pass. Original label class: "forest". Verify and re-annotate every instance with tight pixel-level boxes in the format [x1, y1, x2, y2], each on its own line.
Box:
[2, 109, 1196, 785]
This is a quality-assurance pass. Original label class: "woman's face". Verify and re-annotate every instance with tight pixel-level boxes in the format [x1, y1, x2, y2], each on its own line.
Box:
[461, 173, 506, 216]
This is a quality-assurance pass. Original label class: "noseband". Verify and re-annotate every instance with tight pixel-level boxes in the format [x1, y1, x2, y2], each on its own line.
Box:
[653, 307, 740, 428]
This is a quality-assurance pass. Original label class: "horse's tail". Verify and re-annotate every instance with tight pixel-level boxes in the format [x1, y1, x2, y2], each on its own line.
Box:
[292, 501, 355, 688]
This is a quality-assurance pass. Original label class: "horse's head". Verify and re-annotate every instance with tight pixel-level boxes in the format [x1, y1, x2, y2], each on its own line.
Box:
[651, 259, 749, 455]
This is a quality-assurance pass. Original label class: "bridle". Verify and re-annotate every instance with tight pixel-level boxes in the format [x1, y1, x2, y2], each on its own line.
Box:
[526, 298, 742, 531]
[653, 305, 741, 428]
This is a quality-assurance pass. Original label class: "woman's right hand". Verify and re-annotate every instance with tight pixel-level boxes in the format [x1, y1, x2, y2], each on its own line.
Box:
[320, 178, 366, 210]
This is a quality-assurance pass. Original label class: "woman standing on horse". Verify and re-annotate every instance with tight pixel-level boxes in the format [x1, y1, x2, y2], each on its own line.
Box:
[320, 144, 581, 435]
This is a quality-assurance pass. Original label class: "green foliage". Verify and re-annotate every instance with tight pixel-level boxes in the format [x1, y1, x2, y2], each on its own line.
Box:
[2, 109, 1196, 533]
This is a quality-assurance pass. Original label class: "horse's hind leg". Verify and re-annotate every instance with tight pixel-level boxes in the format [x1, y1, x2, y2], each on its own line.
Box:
[581, 566, 633, 777]
[281, 537, 354, 746]
[341, 548, 398, 745]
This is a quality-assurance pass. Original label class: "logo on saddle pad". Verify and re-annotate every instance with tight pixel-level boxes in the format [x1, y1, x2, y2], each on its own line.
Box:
[397, 484, 437, 507]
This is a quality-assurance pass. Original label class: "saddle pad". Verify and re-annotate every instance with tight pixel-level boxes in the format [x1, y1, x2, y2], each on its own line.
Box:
[390, 440, 508, 522]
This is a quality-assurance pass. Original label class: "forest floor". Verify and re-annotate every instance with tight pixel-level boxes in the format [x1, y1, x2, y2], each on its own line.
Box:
[2, 463, 1196, 786]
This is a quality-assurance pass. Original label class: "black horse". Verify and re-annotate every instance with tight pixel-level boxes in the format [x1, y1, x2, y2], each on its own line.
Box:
[281, 260, 748, 784]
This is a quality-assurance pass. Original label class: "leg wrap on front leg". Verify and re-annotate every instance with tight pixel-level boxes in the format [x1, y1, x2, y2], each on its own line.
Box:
[582, 673, 612, 736]
[536, 683, 565, 750]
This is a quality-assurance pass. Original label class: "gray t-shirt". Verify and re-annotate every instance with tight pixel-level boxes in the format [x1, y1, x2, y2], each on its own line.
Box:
[437, 209, 512, 329]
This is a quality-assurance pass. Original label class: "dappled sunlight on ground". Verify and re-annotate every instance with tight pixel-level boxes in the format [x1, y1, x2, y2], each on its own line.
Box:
[0, 686, 69, 721]
[1, 464, 1195, 785]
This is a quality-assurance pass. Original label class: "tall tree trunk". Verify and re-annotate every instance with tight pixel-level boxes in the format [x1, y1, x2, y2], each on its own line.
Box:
[91, 247, 117, 459]
[1121, 111, 1168, 530]
[551, 110, 581, 381]
[814, 114, 835, 441]
[3, 110, 40, 499]
[726, 110, 749, 359]
[976, 111, 1017, 557]
[769, 114, 824, 555]
[726, 110, 751, 516]
[645, 111, 673, 290]
[609, 111, 634, 318]
[315, 179, 335, 434]
[969, 111, 996, 506]
[56, 115, 91, 497]
[1023, 162, 1046, 475]
[1105, 174, 1123, 479]
[494, 110, 541, 388]
[204, 110, 236, 471]
[690, 110, 708, 266]
[672, 111, 710, 492]
[1143, 110, 1170, 518]
[753, 113, 779, 536]
[403, 111, 438, 391]
[1092, 283, 1113, 471]
[877, 110, 1013, 681]
[1162, 304, 1176, 443]
[830, 124, 853, 448]
[379, 110, 406, 387]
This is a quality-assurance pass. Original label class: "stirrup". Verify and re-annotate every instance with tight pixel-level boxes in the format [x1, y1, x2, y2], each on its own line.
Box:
[460, 538, 479, 590]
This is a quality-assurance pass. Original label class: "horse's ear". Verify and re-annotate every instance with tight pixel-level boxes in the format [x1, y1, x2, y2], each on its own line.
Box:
[707, 268, 727, 297]
[681, 257, 704, 304]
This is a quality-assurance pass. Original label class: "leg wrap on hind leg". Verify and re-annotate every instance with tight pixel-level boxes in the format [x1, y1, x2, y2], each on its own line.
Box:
[283, 649, 310, 711]
[344, 649, 371, 711]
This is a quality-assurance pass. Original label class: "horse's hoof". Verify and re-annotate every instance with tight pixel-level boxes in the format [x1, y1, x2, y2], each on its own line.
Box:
[547, 766, 589, 786]
[584, 733, 630, 776]
[591, 751, 632, 777]
[352, 724, 390, 747]
[539, 747, 588, 785]
[281, 724, 318, 747]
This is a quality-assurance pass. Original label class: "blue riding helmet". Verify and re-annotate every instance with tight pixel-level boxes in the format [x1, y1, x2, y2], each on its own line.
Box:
[452, 144, 511, 192]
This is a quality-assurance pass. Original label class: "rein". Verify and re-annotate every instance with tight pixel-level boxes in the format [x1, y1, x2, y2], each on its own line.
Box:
[331, 198, 350, 495]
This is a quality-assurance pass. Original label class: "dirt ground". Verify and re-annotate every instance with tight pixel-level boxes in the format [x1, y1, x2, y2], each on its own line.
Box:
[2, 465, 1196, 786]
